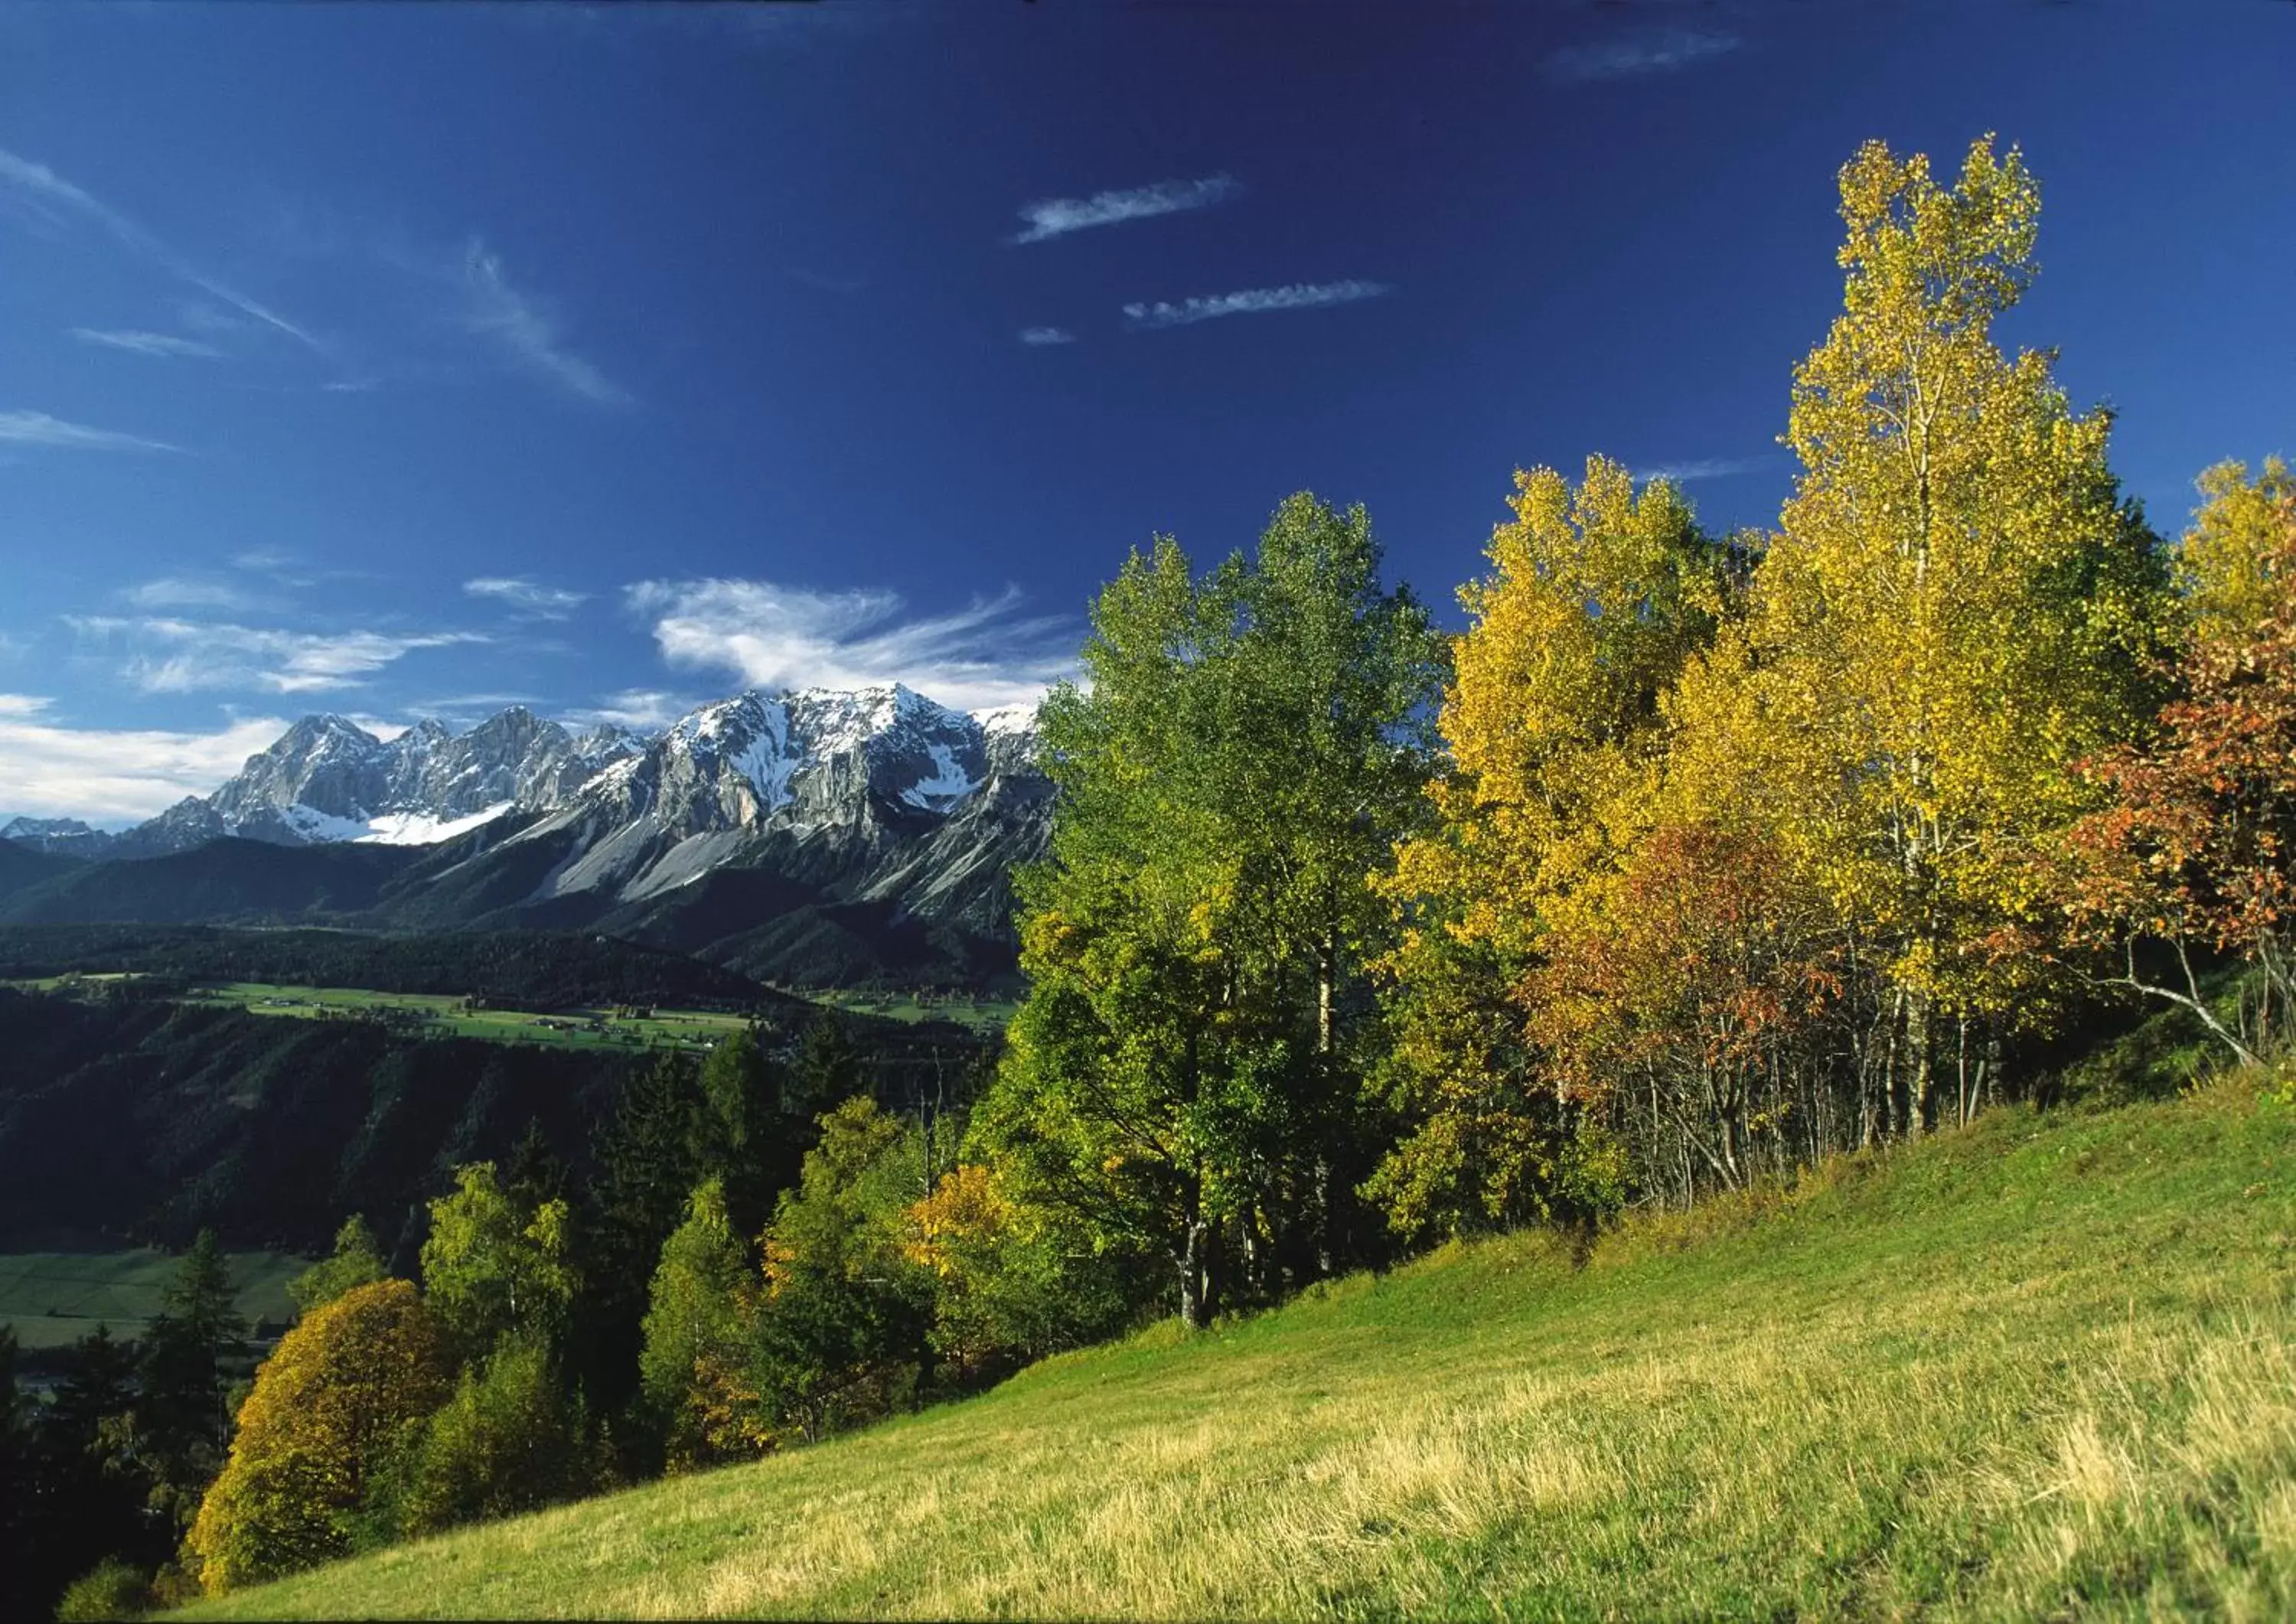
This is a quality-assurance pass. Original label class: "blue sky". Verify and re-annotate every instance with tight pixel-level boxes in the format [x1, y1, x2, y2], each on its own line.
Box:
[1, 0, 2290, 823]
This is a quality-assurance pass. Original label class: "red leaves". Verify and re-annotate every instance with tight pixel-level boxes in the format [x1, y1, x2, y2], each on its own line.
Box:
[1529, 823, 1841, 1105]
[2067, 493, 2296, 964]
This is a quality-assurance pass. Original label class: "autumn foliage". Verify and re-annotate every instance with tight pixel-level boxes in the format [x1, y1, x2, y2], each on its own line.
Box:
[2068, 468, 2296, 1061]
[186, 1280, 449, 1594]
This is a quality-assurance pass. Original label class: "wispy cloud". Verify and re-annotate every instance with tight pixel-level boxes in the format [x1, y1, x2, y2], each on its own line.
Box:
[0, 704, 289, 823]
[69, 617, 486, 695]
[627, 578, 1077, 713]
[567, 689, 693, 732]
[402, 692, 541, 720]
[1019, 326, 1077, 347]
[70, 327, 223, 360]
[1633, 455, 1777, 484]
[464, 577, 589, 619]
[122, 579, 254, 612]
[1011, 174, 1243, 246]
[0, 409, 181, 455]
[464, 239, 631, 408]
[1544, 29, 1741, 84]
[0, 146, 329, 357]
[1123, 279, 1393, 331]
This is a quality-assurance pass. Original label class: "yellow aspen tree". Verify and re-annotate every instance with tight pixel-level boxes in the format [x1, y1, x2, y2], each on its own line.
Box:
[1745, 135, 2168, 1134]
[1370, 457, 1721, 1234]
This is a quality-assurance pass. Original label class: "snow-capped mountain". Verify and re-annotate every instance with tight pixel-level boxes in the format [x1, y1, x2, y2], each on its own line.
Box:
[0, 816, 118, 859]
[400, 683, 1048, 940]
[2, 686, 1049, 988]
[104, 707, 644, 856]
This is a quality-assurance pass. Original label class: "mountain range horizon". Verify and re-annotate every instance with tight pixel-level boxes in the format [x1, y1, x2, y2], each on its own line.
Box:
[0, 681, 1054, 991]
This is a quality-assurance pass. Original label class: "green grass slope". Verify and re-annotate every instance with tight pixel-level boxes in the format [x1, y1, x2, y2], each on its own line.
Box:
[185, 1078, 2296, 1620]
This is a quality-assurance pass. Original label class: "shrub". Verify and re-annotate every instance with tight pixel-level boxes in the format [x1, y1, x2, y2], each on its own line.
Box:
[53, 1559, 149, 1621]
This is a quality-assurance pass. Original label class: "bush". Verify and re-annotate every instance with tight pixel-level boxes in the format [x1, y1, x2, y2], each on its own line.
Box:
[52, 1558, 149, 1621]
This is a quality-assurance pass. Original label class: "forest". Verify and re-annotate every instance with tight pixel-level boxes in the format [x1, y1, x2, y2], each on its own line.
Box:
[4, 134, 2293, 1617]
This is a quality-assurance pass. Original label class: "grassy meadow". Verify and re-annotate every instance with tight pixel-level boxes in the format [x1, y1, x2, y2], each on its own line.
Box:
[791, 986, 1019, 1035]
[0, 1249, 304, 1353]
[183, 981, 758, 1054]
[180, 1070, 2296, 1620]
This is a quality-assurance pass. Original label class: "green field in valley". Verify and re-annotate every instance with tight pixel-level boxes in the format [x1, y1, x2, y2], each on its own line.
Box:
[0, 1249, 305, 1353]
[184, 981, 760, 1053]
[181, 1070, 2296, 1620]
[794, 986, 1017, 1035]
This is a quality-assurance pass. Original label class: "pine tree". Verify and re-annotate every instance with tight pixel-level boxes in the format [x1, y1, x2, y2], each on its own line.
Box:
[136, 1230, 247, 1523]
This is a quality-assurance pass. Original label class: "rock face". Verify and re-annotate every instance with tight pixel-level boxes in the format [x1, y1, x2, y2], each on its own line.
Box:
[429, 683, 1049, 941]
[3, 686, 1053, 986]
[96, 709, 645, 854]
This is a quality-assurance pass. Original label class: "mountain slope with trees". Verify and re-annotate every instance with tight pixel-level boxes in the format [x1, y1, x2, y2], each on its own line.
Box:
[174, 1070, 2296, 1620]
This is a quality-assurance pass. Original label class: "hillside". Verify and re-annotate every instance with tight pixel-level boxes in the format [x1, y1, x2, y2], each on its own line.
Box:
[181, 1073, 2296, 1620]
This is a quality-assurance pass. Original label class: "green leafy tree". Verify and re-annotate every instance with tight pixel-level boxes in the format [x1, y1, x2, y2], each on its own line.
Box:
[54, 1557, 155, 1622]
[286, 1216, 386, 1319]
[419, 1164, 579, 1361]
[977, 495, 1442, 1326]
[638, 1179, 765, 1469]
[389, 1332, 597, 1538]
[751, 1099, 931, 1443]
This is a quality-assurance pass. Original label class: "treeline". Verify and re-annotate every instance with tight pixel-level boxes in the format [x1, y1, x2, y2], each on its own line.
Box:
[0, 925, 783, 1013]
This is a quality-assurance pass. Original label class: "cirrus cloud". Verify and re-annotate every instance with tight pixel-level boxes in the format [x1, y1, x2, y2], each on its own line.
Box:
[464, 576, 589, 619]
[1121, 279, 1393, 331]
[70, 328, 223, 360]
[1010, 174, 1244, 245]
[68, 617, 488, 695]
[0, 409, 181, 455]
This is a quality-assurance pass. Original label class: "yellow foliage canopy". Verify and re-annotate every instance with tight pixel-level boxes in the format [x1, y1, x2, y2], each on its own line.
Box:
[186, 1278, 449, 1595]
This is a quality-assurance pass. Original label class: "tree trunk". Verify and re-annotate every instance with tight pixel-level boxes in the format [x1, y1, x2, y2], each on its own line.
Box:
[1313, 941, 1337, 1278]
[1178, 1185, 1212, 1331]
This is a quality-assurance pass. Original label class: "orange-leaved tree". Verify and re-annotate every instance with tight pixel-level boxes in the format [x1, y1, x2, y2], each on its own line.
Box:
[2067, 465, 2296, 1063]
[185, 1278, 449, 1593]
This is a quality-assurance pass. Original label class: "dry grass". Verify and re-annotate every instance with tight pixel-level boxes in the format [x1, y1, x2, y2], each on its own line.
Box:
[182, 1075, 2296, 1620]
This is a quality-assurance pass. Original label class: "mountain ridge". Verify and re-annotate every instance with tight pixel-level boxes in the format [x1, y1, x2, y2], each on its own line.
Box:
[0, 685, 1052, 989]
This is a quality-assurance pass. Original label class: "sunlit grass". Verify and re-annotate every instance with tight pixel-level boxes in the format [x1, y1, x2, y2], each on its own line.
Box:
[182, 1074, 2296, 1619]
